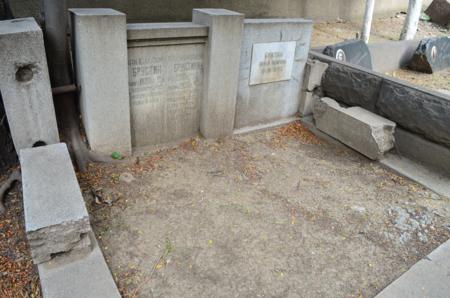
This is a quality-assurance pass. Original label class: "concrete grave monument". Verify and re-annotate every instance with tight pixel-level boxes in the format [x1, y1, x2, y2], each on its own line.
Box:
[0, 18, 59, 153]
[236, 19, 313, 129]
[409, 37, 450, 73]
[127, 23, 207, 147]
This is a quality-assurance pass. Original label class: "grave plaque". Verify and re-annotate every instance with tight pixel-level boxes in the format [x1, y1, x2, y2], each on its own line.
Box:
[128, 44, 203, 147]
[249, 41, 296, 85]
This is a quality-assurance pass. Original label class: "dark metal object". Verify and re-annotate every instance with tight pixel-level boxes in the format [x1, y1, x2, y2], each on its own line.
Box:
[52, 84, 79, 96]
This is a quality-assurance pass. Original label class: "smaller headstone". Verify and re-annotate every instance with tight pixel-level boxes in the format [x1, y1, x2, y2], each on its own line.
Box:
[20, 143, 92, 264]
[323, 39, 373, 69]
[409, 37, 450, 73]
[313, 97, 396, 160]
[425, 0, 450, 27]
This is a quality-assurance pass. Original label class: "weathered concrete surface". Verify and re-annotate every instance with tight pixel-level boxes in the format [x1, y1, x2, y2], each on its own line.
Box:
[193, 9, 244, 138]
[314, 97, 396, 160]
[0, 18, 59, 153]
[368, 40, 420, 73]
[20, 143, 91, 264]
[323, 39, 373, 69]
[70, 9, 132, 155]
[395, 128, 450, 176]
[302, 59, 329, 92]
[127, 23, 205, 147]
[376, 239, 450, 297]
[409, 37, 450, 73]
[377, 80, 450, 147]
[321, 62, 383, 111]
[235, 19, 312, 129]
[38, 237, 121, 298]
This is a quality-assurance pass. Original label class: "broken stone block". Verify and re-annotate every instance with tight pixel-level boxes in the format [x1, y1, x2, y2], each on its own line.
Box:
[302, 59, 329, 92]
[20, 143, 92, 264]
[313, 97, 396, 160]
[0, 18, 59, 153]
[323, 39, 373, 69]
[409, 37, 450, 73]
[299, 91, 317, 117]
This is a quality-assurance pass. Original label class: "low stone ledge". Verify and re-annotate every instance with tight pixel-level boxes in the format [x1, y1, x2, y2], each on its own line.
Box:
[313, 97, 396, 160]
[20, 143, 92, 264]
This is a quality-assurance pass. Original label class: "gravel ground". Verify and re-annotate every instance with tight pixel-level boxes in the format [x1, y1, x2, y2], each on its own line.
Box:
[79, 123, 450, 298]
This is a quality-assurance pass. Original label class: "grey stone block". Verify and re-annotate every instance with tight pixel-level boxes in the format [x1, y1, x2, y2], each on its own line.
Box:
[70, 9, 132, 155]
[193, 9, 244, 138]
[322, 62, 383, 111]
[376, 239, 450, 298]
[303, 59, 329, 92]
[235, 18, 313, 129]
[314, 97, 396, 160]
[299, 91, 316, 117]
[0, 18, 59, 153]
[38, 238, 121, 298]
[20, 143, 91, 264]
[377, 80, 450, 147]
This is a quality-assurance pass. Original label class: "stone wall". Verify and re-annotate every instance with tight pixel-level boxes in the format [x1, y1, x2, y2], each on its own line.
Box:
[5, 0, 432, 23]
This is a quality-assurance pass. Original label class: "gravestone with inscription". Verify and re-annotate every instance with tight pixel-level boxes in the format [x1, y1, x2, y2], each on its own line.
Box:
[127, 23, 206, 147]
[235, 19, 313, 129]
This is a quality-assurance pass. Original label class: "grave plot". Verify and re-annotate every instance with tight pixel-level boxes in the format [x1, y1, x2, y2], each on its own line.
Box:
[77, 122, 450, 297]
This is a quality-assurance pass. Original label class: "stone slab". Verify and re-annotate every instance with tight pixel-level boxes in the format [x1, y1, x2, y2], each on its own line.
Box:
[409, 37, 450, 73]
[0, 17, 59, 153]
[377, 79, 450, 147]
[128, 42, 204, 147]
[368, 40, 420, 73]
[313, 97, 396, 160]
[323, 39, 373, 69]
[375, 239, 450, 297]
[395, 128, 450, 176]
[321, 62, 383, 111]
[70, 9, 132, 155]
[235, 18, 313, 129]
[20, 143, 91, 264]
[193, 9, 244, 138]
[38, 237, 121, 298]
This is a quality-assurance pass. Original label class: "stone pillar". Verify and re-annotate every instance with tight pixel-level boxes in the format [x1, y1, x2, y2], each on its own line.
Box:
[70, 9, 132, 155]
[0, 18, 59, 153]
[193, 9, 244, 138]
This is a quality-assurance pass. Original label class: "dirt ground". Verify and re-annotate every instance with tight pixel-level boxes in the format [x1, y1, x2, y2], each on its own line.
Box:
[78, 123, 450, 298]
[312, 14, 450, 92]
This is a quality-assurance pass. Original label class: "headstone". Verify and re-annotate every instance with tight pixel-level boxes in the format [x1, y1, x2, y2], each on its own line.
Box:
[20, 143, 92, 264]
[193, 9, 244, 138]
[425, 0, 450, 27]
[409, 37, 450, 73]
[323, 39, 373, 69]
[0, 18, 59, 153]
[313, 97, 396, 160]
[70, 9, 132, 155]
[235, 19, 313, 129]
[127, 23, 206, 146]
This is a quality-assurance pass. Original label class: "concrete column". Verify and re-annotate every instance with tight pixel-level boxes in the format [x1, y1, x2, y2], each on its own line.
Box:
[193, 9, 244, 138]
[0, 18, 59, 153]
[70, 9, 132, 155]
